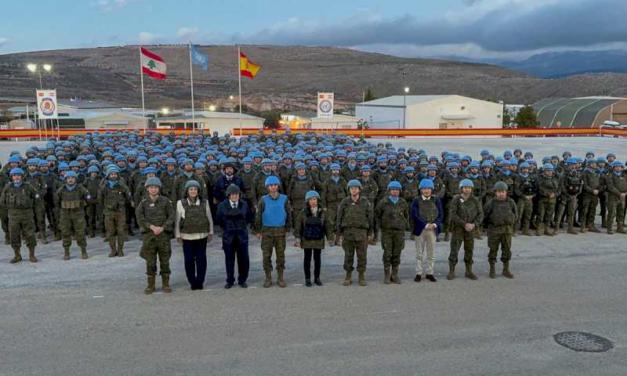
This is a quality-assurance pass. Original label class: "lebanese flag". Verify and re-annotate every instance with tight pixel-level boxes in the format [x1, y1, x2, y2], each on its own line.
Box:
[140, 47, 166, 80]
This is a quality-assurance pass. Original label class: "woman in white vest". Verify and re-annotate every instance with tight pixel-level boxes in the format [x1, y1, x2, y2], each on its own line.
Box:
[175, 180, 214, 290]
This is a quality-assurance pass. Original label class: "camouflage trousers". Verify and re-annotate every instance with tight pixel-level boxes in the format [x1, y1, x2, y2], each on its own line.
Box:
[556, 195, 578, 228]
[607, 196, 626, 230]
[341, 228, 368, 273]
[487, 228, 512, 263]
[537, 197, 556, 227]
[8, 209, 37, 250]
[104, 211, 126, 251]
[580, 194, 599, 229]
[260, 227, 287, 272]
[140, 232, 172, 276]
[59, 208, 87, 250]
[449, 228, 475, 265]
[380, 230, 405, 268]
[516, 197, 534, 232]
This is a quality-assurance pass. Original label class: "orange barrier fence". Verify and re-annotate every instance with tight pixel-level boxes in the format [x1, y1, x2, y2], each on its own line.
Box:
[1, 127, 626, 138]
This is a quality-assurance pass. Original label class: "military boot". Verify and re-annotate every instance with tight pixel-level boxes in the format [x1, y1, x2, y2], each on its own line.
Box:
[28, 248, 38, 263]
[567, 226, 578, 235]
[108, 246, 117, 257]
[522, 224, 531, 236]
[342, 271, 352, 286]
[80, 247, 89, 260]
[144, 275, 156, 295]
[489, 263, 496, 279]
[446, 262, 456, 280]
[117, 241, 125, 257]
[465, 263, 478, 280]
[10, 248, 22, 264]
[162, 275, 172, 293]
[263, 270, 273, 288]
[358, 271, 367, 286]
[617, 224, 626, 234]
[502, 262, 514, 279]
[383, 267, 391, 285]
[277, 270, 287, 288]
[589, 226, 601, 233]
[391, 266, 401, 284]
[536, 224, 544, 236]
[580, 225, 587, 233]
[63, 248, 70, 260]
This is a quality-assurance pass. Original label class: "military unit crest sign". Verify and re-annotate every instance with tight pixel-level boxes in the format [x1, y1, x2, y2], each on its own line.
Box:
[317, 92, 334, 118]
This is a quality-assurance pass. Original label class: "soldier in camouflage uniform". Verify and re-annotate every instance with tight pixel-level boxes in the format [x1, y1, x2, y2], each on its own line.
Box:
[555, 158, 583, 234]
[160, 158, 179, 203]
[321, 163, 346, 245]
[254, 175, 292, 288]
[442, 162, 463, 242]
[24, 158, 48, 244]
[374, 181, 410, 284]
[447, 179, 483, 280]
[483, 181, 518, 279]
[514, 162, 537, 236]
[400, 167, 419, 204]
[55, 171, 91, 260]
[580, 159, 602, 233]
[0, 168, 38, 263]
[98, 166, 131, 257]
[336, 179, 374, 286]
[373, 156, 393, 204]
[357, 164, 378, 210]
[83, 166, 102, 237]
[136, 177, 175, 294]
[239, 156, 257, 208]
[605, 161, 627, 234]
[536, 163, 560, 236]
[287, 162, 315, 228]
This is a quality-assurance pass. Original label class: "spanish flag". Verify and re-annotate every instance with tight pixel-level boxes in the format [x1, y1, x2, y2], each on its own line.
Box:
[240, 52, 261, 79]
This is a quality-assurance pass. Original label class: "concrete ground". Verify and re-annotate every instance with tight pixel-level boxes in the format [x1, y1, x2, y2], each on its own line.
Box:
[1, 138, 626, 376]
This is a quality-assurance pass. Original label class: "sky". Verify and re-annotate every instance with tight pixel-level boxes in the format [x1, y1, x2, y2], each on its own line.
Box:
[1, 0, 627, 60]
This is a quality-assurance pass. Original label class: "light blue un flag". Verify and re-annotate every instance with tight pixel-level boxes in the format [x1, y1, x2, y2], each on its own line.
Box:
[190, 44, 209, 70]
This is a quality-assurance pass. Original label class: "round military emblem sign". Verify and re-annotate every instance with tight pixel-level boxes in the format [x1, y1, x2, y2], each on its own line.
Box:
[39, 97, 56, 117]
[319, 99, 332, 114]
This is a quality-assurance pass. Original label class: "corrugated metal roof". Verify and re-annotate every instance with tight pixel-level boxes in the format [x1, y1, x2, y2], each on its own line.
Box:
[359, 95, 452, 107]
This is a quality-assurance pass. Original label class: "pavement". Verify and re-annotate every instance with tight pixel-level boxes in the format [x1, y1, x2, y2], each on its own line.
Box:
[0, 138, 626, 375]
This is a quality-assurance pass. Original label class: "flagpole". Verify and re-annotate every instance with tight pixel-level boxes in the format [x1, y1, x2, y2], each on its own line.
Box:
[189, 42, 195, 134]
[139, 47, 146, 125]
[238, 45, 243, 137]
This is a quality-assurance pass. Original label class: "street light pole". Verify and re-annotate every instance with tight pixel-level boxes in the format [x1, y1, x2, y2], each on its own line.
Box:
[403, 86, 410, 129]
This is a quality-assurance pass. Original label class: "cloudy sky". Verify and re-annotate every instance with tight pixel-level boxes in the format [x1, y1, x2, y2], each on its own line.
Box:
[1, 0, 626, 60]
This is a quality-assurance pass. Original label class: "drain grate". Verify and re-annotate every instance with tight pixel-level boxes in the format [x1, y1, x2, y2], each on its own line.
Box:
[554, 331, 614, 353]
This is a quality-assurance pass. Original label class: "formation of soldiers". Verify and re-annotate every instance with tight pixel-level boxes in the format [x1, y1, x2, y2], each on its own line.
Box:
[1, 130, 625, 291]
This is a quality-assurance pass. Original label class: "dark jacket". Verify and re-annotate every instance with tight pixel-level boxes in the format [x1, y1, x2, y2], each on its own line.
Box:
[410, 195, 444, 236]
[213, 174, 245, 204]
[216, 199, 253, 246]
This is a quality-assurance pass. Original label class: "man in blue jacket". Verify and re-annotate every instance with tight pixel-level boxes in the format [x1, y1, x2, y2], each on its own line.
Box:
[411, 179, 443, 282]
[216, 184, 254, 289]
[213, 158, 244, 205]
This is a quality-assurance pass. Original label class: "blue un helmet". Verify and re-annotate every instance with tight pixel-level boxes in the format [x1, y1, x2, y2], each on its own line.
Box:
[543, 163, 555, 171]
[184, 180, 201, 191]
[144, 177, 162, 187]
[387, 181, 402, 191]
[305, 190, 320, 201]
[64, 171, 78, 179]
[419, 178, 434, 190]
[459, 179, 474, 189]
[10, 167, 24, 176]
[87, 166, 100, 174]
[264, 175, 281, 187]
[347, 179, 362, 189]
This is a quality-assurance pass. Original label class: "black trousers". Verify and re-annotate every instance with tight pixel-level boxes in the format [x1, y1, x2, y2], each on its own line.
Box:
[182, 237, 208, 288]
[224, 236, 249, 285]
[304, 248, 321, 280]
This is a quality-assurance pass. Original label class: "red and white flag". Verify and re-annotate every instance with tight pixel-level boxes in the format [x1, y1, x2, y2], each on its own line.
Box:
[140, 47, 166, 80]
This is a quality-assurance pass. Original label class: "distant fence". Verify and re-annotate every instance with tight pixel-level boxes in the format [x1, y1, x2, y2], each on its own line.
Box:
[0, 127, 626, 139]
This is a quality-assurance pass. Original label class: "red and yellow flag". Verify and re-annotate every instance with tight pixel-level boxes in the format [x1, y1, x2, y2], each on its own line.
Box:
[240, 52, 261, 79]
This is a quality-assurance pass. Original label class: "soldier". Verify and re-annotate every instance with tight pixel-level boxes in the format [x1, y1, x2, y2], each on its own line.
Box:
[254, 175, 292, 288]
[605, 161, 627, 234]
[336, 179, 374, 286]
[0, 169, 10, 244]
[239, 156, 257, 208]
[24, 158, 48, 244]
[400, 167, 419, 204]
[442, 161, 463, 242]
[373, 155, 393, 204]
[374, 181, 410, 284]
[213, 158, 244, 205]
[514, 162, 537, 236]
[447, 179, 483, 280]
[160, 158, 179, 203]
[411, 179, 444, 283]
[83, 165, 102, 237]
[358, 164, 378, 209]
[483, 181, 518, 279]
[55, 171, 91, 260]
[252, 159, 278, 208]
[536, 163, 560, 236]
[288, 162, 315, 227]
[136, 177, 175, 295]
[321, 163, 346, 244]
[216, 184, 253, 289]
[176, 159, 207, 200]
[0, 168, 39, 263]
[98, 166, 131, 257]
[580, 159, 602, 233]
[555, 157, 582, 234]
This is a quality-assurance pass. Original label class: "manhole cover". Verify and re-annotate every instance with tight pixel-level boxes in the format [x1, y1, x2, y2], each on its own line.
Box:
[554, 332, 613, 353]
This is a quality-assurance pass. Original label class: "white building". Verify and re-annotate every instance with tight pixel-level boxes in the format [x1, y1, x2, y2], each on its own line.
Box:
[155, 111, 264, 135]
[355, 95, 504, 129]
